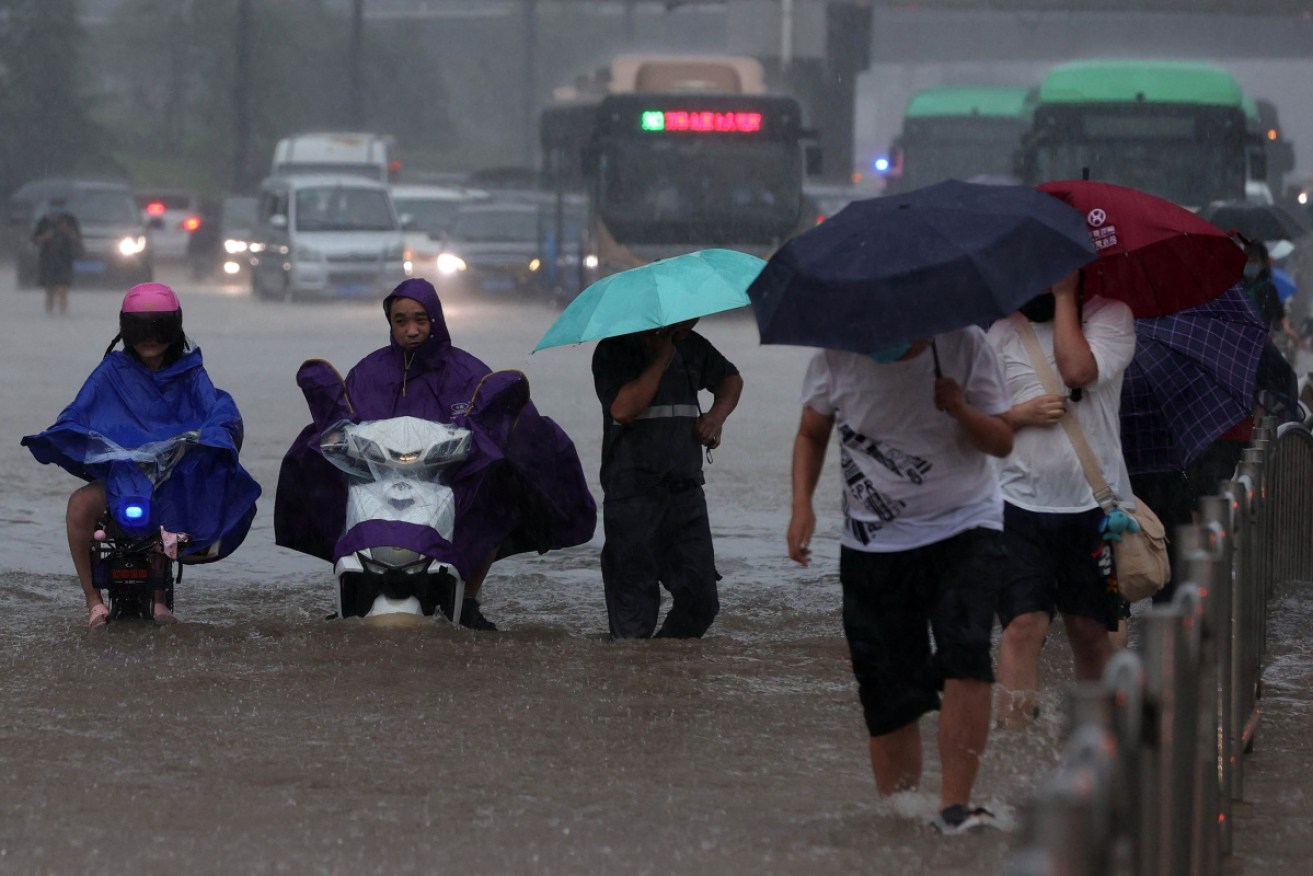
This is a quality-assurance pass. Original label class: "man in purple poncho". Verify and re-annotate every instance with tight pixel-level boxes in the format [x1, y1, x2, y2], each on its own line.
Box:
[275, 278, 596, 629]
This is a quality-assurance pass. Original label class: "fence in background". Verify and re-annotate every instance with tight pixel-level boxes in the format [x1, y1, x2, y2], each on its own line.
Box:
[1000, 416, 1313, 875]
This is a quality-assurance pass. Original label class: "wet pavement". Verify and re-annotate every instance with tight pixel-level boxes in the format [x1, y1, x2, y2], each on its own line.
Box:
[0, 265, 1309, 874]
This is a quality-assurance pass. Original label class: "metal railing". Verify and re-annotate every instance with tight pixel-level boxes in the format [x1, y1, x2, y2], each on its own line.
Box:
[1001, 416, 1313, 875]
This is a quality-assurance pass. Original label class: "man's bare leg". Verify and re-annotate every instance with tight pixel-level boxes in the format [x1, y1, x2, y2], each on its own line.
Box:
[869, 721, 922, 796]
[995, 610, 1050, 728]
[939, 679, 991, 809]
[1064, 613, 1113, 681]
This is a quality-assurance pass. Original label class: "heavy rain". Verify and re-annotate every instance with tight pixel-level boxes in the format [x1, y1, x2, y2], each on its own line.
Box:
[2, 1, 1313, 874]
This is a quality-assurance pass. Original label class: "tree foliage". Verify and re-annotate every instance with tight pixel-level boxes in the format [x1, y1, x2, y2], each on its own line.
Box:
[0, 0, 114, 197]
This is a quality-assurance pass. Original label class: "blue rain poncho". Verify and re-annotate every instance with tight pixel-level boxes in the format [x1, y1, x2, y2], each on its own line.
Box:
[21, 344, 261, 560]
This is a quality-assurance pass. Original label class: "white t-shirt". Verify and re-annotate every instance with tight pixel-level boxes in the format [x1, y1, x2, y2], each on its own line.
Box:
[985, 296, 1136, 513]
[800, 327, 1011, 553]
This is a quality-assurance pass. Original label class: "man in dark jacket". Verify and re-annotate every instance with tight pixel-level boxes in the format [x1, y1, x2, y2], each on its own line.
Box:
[593, 318, 743, 639]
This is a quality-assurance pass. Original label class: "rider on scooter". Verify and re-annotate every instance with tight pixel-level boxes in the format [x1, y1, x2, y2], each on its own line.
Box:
[275, 277, 596, 629]
[22, 283, 262, 628]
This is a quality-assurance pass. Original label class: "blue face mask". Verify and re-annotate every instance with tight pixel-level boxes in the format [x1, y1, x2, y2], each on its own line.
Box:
[869, 342, 912, 364]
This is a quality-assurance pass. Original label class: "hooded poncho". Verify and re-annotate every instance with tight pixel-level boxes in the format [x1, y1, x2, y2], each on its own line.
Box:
[274, 278, 596, 580]
[22, 344, 261, 560]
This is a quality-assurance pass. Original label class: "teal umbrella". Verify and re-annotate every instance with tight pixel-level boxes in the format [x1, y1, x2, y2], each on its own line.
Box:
[533, 249, 764, 352]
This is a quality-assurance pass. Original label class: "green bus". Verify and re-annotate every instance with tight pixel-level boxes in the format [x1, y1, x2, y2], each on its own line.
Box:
[891, 86, 1032, 192]
[1018, 60, 1252, 208]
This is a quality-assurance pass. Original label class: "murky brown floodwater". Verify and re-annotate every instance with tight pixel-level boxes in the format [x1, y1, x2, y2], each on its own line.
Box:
[2, 265, 1303, 874]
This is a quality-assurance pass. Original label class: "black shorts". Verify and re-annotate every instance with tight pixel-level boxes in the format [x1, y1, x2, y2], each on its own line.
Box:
[997, 504, 1120, 631]
[840, 528, 1005, 738]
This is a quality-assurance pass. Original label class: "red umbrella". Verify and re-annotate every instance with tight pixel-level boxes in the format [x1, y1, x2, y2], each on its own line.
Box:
[1038, 180, 1246, 318]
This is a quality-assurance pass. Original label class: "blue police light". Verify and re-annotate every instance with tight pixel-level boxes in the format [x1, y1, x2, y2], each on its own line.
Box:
[873, 156, 891, 174]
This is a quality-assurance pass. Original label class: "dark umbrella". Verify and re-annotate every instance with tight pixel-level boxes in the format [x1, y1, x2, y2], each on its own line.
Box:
[747, 179, 1097, 354]
[1199, 200, 1311, 244]
[1039, 180, 1247, 318]
[1120, 285, 1267, 475]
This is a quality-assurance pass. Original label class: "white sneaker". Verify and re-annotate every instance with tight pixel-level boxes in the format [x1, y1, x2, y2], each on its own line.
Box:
[930, 805, 1000, 835]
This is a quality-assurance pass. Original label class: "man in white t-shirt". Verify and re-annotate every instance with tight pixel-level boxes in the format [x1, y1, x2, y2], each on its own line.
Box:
[985, 272, 1136, 729]
[788, 328, 1013, 835]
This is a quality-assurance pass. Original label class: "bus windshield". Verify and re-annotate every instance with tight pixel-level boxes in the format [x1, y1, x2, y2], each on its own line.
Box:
[900, 125, 1026, 190]
[1029, 110, 1245, 207]
[599, 138, 799, 245]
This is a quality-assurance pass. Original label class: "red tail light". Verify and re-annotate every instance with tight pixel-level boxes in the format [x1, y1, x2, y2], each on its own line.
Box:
[145, 201, 166, 217]
[182, 216, 202, 232]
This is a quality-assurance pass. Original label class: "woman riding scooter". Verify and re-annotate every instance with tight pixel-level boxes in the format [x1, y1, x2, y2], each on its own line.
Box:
[22, 283, 262, 627]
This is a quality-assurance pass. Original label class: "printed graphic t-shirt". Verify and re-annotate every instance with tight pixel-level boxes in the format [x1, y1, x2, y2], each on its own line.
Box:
[800, 327, 1011, 553]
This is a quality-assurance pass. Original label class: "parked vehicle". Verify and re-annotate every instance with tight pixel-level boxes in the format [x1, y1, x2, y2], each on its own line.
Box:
[247, 175, 407, 301]
[9, 179, 152, 288]
[272, 132, 398, 183]
[134, 188, 203, 262]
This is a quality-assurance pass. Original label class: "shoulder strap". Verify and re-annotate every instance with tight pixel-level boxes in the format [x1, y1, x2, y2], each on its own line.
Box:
[1008, 313, 1117, 511]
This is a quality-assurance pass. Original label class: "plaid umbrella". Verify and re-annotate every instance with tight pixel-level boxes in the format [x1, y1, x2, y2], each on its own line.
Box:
[1120, 285, 1267, 475]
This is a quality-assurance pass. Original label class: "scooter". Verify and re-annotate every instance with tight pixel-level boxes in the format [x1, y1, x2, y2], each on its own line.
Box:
[318, 416, 473, 624]
[87, 433, 198, 623]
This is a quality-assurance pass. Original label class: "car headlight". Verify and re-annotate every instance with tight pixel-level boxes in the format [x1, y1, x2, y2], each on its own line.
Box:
[528, 258, 541, 272]
[583, 254, 599, 269]
[436, 253, 467, 275]
[118, 236, 147, 256]
[224, 239, 249, 254]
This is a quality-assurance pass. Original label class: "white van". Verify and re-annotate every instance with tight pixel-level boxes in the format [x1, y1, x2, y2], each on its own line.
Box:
[271, 132, 397, 182]
[248, 175, 407, 301]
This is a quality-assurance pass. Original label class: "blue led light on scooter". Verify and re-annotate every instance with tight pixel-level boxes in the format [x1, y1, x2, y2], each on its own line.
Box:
[114, 496, 152, 533]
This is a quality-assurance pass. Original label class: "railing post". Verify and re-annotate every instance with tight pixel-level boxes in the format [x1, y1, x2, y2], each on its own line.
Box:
[1142, 604, 1198, 876]
[1198, 494, 1235, 856]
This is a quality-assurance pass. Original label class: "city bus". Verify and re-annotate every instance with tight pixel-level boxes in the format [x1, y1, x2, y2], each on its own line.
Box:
[539, 55, 807, 291]
[885, 86, 1032, 193]
[1017, 60, 1251, 209]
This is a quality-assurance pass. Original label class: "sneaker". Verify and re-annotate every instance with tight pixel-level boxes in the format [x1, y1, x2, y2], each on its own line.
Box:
[930, 804, 1000, 835]
[458, 598, 498, 632]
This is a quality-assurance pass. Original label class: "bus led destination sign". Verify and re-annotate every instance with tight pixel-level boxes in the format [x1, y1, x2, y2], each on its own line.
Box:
[640, 110, 763, 134]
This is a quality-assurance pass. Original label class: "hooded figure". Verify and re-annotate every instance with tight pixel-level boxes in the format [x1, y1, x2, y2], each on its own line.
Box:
[274, 278, 596, 606]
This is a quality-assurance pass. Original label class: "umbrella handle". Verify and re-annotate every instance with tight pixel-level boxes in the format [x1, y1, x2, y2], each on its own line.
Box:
[930, 339, 942, 378]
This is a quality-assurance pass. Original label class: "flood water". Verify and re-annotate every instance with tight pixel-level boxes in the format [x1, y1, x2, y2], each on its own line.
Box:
[0, 266, 1300, 874]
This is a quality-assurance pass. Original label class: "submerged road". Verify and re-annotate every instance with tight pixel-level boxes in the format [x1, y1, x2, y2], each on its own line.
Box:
[1, 265, 1309, 874]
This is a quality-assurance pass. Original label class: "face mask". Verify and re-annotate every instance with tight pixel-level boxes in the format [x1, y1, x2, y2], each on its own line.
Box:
[869, 342, 912, 364]
[1019, 293, 1056, 323]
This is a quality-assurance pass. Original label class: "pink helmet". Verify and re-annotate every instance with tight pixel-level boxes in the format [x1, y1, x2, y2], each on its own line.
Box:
[122, 282, 180, 313]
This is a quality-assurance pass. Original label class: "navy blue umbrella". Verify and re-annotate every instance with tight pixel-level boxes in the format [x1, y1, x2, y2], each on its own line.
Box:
[1120, 285, 1268, 476]
[747, 179, 1098, 353]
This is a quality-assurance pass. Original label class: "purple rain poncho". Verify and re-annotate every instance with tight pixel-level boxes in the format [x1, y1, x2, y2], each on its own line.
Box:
[274, 278, 596, 581]
[21, 344, 261, 560]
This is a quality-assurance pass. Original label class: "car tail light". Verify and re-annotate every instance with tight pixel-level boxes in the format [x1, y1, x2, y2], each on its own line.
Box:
[145, 201, 166, 217]
[182, 216, 202, 232]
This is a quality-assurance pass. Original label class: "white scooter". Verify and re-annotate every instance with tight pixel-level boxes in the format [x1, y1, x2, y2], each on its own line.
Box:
[319, 416, 472, 625]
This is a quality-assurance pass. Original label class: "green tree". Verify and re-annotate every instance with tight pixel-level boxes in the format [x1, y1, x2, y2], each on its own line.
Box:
[92, 0, 453, 193]
[0, 0, 111, 196]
